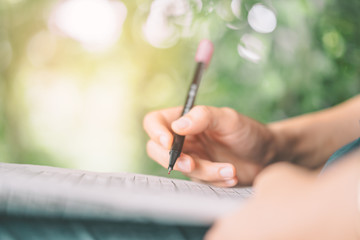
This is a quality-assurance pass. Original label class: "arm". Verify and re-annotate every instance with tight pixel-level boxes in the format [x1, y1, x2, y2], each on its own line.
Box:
[206, 150, 360, 240]
[270, 94, 360, 168]
[143, 95, 360, 186]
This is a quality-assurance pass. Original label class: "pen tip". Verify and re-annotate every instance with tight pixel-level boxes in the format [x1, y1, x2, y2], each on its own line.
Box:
[168, 167, 172, 175]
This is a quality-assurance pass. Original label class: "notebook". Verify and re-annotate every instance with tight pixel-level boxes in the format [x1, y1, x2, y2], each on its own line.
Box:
[0, 163, 252, 226]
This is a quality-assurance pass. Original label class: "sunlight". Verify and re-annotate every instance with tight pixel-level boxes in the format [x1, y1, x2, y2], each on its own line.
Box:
[50, 0, 127, 51]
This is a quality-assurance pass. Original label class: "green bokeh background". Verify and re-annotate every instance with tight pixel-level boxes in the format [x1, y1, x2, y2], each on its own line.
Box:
[0, 0, 359, 179]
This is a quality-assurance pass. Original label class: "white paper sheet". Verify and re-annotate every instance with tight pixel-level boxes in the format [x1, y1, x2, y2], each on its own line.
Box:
[0, 163, 252, 225]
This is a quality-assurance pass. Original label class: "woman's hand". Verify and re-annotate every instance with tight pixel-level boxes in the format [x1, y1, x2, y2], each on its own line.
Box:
[143, 106, 279, 187]
[205, 154, 360, 240]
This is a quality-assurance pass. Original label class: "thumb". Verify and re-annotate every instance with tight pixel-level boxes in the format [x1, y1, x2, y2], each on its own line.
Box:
[171, 106, 241, 136]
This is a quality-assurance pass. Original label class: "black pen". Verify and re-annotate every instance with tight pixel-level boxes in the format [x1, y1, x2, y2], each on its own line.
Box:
[168, 39, 214, 174]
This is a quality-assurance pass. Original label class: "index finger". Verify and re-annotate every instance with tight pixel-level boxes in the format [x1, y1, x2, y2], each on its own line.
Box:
[143, 106, 183, 149]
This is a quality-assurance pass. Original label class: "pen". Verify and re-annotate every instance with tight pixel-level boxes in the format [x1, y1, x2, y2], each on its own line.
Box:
[168, 39, 214, 174]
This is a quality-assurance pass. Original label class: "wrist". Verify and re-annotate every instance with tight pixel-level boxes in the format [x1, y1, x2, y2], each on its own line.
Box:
[266, 121, 303, 165]
[267, 117, 328, 169]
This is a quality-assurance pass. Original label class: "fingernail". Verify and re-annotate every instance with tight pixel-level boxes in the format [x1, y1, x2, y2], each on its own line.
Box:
[176, 157, 191, 172]
[225, 179, 236, 186]
[219, 167, 234, 179]
[159, 135, 168, 148]
[173, 117, 190, 130]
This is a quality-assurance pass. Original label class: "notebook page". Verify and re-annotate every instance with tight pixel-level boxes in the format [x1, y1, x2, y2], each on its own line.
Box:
[0, 163, 252, 225]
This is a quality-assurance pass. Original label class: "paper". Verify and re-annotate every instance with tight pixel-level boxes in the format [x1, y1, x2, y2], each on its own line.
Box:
[0, 163, 252, 225]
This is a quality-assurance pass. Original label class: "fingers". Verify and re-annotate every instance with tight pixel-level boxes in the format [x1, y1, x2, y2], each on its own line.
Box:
[146, 140, 194, 172]
[190, 177, 238, 188]
[144, 105, 243, 149]
[143, 107, 182, 149]
[171, 106, 241, 136]
[144, 105, 243, 187]
[146, 140, 238, 187]
[190, 158, 238, 187]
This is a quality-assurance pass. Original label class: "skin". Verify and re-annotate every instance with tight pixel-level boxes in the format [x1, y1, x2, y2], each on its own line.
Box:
[143, 95, 360, 238]
[144, 106, 277, 187]
[205, 153, 360, 240]
[143, 95, 360, 186]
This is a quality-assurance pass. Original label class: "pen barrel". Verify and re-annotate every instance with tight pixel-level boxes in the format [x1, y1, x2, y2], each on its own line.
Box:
[181, 62, 205, 115]
[168, 62, 206, 172]
[170, 134, 185, 151]
[169, 134, 184, 168]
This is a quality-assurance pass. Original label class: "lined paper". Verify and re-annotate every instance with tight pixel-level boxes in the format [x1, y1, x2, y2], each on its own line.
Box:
[0, 163, 252, 225]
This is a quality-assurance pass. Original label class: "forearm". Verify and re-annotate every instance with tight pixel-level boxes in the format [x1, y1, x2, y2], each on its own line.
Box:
[314, 151, 360, 240]
[269, 95, 360, 168]
[206, 150, 360, 240]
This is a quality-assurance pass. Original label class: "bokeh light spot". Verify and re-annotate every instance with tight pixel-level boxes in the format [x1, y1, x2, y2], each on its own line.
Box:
[49, 0, 127, 51]
[143, 0, 193, 48]
[216, 1, 235, 22]
[231, 0, 241, 19]
[237, 34, 264, 63]
[248, 4, 277, 34]
[322, 30, 345, 58]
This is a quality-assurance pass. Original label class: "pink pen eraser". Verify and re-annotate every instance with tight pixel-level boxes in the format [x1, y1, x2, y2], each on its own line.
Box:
[195, 39, 214, 67]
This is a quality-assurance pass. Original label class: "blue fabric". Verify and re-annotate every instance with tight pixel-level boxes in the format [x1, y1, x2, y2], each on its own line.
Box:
[322, 137, 360, 171]
[0, 216, 208, 240]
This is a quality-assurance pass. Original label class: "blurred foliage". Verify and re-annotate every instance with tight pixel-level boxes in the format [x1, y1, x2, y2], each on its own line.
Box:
[0, 0, 359, 178]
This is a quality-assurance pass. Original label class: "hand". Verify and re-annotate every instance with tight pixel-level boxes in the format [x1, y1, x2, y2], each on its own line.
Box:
[205, 157, 360, 240]
[143, 105, 278, 187]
